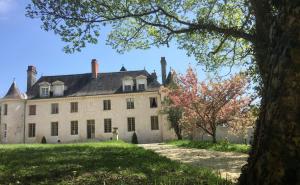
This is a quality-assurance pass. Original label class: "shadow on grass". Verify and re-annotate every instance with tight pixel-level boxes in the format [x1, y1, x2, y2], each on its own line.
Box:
[0, 141, 232, 185]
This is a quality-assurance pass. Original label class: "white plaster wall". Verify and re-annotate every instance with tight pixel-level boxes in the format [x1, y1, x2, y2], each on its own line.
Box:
[0, 100, 25, 144]
[25, 92, 175, 144]
[192, 126, 254, 144]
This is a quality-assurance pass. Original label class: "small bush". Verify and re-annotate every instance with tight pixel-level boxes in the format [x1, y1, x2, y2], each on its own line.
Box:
[132, 132, 138, 144]
[41, 136, 47, 144]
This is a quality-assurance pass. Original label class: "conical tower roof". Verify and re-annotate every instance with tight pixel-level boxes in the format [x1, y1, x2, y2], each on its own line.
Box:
[120, 66, 127, 71]
[3, 81, 23, 99]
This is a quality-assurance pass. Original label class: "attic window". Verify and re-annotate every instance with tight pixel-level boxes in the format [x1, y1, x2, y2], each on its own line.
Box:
[124, 85, 132, 92]
[41, 87, 49, 97]
[138, 84, 145, 91]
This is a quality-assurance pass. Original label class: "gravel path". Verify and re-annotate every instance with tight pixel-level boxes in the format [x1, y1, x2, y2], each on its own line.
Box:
[139, 143, 248, 181]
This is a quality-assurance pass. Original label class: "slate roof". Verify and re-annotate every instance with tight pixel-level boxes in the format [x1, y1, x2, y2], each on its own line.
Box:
[27, 70, 161, 99]
[3, 82, 24, 99]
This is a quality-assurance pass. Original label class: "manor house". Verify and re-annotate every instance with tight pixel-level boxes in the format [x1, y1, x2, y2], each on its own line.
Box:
[0, 57, 176, 144]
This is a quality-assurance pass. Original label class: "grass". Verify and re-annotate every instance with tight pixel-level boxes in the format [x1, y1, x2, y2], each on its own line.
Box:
[0, 141, 232, 185]
[167, 140, 250, 154]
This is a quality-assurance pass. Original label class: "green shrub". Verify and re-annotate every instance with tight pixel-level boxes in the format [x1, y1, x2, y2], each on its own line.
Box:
[132, 132, 138, 144]
[41, 136, 47, 144]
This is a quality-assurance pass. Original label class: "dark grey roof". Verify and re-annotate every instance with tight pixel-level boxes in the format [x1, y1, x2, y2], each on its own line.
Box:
[3, 82, 23, 99]
[27, 70, 161, 99]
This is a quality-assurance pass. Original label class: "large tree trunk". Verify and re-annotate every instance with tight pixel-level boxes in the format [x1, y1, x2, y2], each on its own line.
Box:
[239, 1, 300, 184]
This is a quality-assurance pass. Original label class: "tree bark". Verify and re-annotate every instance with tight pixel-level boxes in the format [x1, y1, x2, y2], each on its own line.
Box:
[239, 1, 300, 184]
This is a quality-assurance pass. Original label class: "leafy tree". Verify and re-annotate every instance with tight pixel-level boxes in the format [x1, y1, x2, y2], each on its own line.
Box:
[26, 1, 300, 184]
[166, 68, 253, 143]
[161, 71, 183, 140]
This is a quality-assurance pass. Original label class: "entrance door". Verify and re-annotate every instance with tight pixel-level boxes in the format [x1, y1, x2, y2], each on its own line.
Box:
[87, 120, 95, 139]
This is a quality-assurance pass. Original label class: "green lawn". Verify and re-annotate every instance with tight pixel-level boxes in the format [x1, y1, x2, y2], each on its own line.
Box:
[0, 141, 231, 185]
[167, 140, 250, 154]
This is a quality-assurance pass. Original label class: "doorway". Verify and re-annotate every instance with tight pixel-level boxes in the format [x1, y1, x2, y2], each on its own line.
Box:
[87, 120, 95, 139]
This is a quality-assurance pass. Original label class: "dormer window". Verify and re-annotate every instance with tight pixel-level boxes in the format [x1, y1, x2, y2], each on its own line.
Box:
[52, 81, 65, 97]
[41, 87, 49, 97]
[39, 82, 50, 97]
[124, 85, 132, 92]
[122, 76, 133, 92]
[136, 75, 147, 91]
[138, 84, 145, 91]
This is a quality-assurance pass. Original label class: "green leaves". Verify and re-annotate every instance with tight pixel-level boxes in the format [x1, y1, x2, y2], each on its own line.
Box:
[26, 0, 255, 70]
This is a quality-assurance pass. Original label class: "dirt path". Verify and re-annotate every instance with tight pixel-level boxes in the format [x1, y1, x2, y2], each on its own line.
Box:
[139, 143, 248, 181]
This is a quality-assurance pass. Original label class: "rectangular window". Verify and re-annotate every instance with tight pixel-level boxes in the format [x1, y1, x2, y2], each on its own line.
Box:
[151, 116, 159, 130]
[70, 102, 78, 113]
[51, 122, 58, 136]
[28, 123, 36, 137]
[41, 87, 49, 97]
[124, 85, 132, 92]
[29, 105, 36, 115]
[138, 84, 145, 91]
[51, 103, 59, 114]
[104, 119, 112, 133]
[127, 117, 135, 132]
[103, 100, 111, 110]
[70, 121, 78, 135]
[126, 98, 134, 109]
[3, 104, 8, 115]
[3, 124, 7, 140]
[150, 97, 158, 108]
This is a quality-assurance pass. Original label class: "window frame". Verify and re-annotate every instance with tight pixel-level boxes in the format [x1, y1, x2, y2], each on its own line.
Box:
[70, 102, 78, 113]
[51, 122, 59, 136]
[150, 97, 158, 108]
[126, 98, 135, 109]
[124, 85, 132, 92]
[70, 121, 78, 135]
[103, 100, 111, 110]
[138, 84, 145, 91]
[51, 103, 59, 114]
[28, 123, 36, 138]
[151, 116, 159, 130]
[41, 87, 50, 97]
[3, 104, 8, 116]
[29, 105, 36, 116]
[104, 118, 112, 133]
[3, 123, 7, 140]
[127, 117, 135, 132]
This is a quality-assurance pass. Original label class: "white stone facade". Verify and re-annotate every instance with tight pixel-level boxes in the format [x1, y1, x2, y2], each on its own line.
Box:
[0, 91, 176, 144]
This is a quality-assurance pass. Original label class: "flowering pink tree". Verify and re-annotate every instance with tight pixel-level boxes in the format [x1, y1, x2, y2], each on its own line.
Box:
[167, 68, 253, 143]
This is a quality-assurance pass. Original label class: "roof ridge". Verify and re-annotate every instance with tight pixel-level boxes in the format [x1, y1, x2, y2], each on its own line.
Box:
[41, 70, 148, 78]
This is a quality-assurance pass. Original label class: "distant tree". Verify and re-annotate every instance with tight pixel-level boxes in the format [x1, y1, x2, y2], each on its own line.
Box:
[131, 132, 138, 144]
[168, 68, 253, 143]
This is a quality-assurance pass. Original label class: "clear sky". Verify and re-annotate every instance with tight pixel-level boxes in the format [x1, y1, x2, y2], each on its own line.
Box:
[0, 0, 235, 97]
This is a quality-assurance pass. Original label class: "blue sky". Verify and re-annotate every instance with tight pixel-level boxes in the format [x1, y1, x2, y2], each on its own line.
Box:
[0, 0, 237, 97]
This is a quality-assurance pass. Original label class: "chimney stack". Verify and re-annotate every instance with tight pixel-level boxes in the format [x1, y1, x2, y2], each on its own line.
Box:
[160, 57, 167, 85]
[91, 59, 99, 79]
[27, 65, 37, 92]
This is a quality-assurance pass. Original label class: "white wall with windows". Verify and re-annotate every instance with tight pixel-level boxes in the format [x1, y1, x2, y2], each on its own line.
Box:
[24, 91, 176, 144]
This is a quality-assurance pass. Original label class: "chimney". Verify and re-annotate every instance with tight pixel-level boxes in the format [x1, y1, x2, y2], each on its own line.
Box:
[27, 65, 37, 92]
[160, 57, 167, 85]
[91, 59, 99, 79]
[151, 70, 157, 81]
